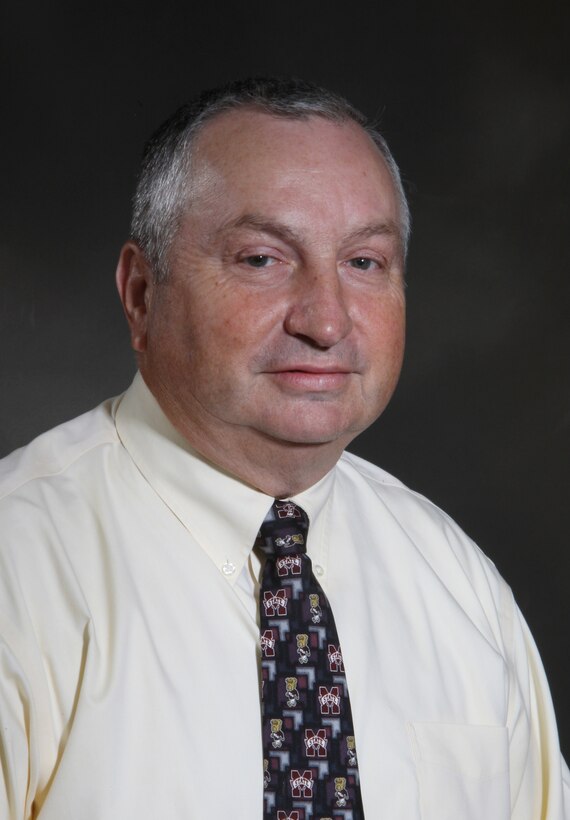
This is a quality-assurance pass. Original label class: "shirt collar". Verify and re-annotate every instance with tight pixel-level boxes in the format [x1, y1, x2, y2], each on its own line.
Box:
[114, 373, 335, 584]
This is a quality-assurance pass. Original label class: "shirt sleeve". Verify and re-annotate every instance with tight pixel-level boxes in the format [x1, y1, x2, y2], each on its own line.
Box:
[0, 618, 39, 820]
[0, 550, 60, 820]
[508, 603, 569, 819]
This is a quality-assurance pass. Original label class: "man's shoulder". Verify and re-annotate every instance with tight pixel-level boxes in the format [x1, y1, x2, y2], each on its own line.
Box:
[338, 449, 474, 542]
[338, 449, 439, 514]
[0, 397, 120, 502]
[337, 450, 504, 593]
[338, 449, 409, 491]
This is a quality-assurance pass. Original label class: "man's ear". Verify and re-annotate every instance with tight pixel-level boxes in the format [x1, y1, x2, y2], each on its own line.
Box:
[115, 242, 155, 353]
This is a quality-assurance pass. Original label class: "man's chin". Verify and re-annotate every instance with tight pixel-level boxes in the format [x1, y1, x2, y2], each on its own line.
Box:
[259, 417, 364, 449]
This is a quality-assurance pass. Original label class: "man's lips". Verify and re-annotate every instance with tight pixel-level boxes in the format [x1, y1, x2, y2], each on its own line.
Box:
[265, 362, 354, 374]
[265, 365, 354, 391]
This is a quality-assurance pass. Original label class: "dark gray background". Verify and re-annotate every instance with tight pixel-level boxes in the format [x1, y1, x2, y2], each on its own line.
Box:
[2, 2, 569, 753]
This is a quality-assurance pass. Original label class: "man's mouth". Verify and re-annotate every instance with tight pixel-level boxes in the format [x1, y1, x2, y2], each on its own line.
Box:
[266, 365, 353, 391]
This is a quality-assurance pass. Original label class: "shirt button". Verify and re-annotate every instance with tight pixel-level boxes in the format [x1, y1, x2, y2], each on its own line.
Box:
[314, 564, 324, 576]
[222, 560, 236, 576]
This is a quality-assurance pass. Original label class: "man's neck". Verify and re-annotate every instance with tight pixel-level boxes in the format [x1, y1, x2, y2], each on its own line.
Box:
[145, 377, 349, 497]
[175, 417, 345, 498]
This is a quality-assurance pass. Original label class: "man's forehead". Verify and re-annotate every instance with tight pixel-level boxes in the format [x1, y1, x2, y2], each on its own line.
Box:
[180, 111, 403, 251]
[188, 109, 395, 202]
[191, 106, 385, 169]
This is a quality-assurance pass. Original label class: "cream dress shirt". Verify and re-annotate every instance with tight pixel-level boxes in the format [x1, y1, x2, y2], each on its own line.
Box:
[0, 373, 568, 819]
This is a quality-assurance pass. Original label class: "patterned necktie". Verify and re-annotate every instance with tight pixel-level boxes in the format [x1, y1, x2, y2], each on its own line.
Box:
[259, 499, 365, 819]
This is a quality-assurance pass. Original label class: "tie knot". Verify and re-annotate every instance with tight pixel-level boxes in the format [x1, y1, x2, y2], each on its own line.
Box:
[258, 500, 309, 558]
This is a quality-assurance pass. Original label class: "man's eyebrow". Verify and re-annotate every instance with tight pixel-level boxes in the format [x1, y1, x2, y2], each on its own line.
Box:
[342, 221, 400, 244]
[217, 214, 401, 246]
[219, 214, 303, 245]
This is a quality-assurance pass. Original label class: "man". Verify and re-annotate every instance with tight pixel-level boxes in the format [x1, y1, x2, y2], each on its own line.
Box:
[0, 78, 567, 819]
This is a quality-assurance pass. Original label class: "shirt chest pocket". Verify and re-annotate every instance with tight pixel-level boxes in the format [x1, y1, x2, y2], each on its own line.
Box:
[407, 722, 511, 819]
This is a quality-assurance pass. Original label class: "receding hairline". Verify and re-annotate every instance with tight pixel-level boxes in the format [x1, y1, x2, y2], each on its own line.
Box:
[187, 102, 391, 159]
[179, 107, 408, 241]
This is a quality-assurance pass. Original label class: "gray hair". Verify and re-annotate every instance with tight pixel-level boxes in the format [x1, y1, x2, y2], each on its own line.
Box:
[130, 77, 411, 282]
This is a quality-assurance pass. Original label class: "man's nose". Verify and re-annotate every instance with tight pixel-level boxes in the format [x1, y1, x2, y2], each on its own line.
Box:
[283, 263, 353, 349]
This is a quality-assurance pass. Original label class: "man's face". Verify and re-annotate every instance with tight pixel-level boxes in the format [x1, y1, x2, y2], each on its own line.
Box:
[140, 110, 406, 455]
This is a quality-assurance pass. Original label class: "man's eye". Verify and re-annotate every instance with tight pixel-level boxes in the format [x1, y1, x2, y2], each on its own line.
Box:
[349, 257, 377, 270]
[244, 254, 274, 268]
